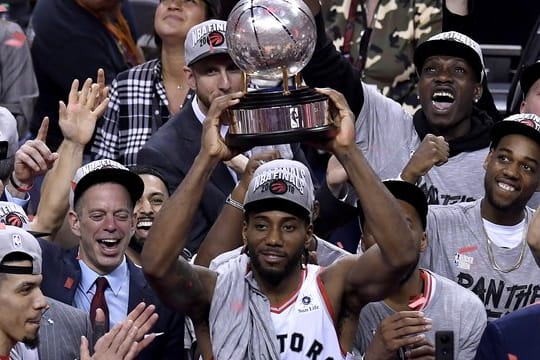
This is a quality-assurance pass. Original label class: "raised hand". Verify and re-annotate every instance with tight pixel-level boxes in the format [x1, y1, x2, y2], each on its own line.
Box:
[95, 68, 109, 108]
[364, 311, 432, 360]
[12, 117, 59, 187]
[125, 302, 159, 350]
[237, 150, 280, 185]
[200, 91, 244, 161]
[81, 321, 139, 360]
[86, 305, 158, 360]
[401, 134, 449, 184]
[59, 78, 109, 146]
[310, 88, 356, 155]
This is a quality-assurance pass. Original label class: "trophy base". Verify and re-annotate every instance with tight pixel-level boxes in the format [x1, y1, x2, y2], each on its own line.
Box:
[226, 124, 337, 148]
[226, 87, 336, 147]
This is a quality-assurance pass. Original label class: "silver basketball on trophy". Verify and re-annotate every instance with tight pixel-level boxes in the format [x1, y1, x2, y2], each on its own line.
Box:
[225, 0, 336, 147]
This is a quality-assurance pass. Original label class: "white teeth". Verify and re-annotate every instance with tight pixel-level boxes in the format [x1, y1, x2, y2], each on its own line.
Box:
[498, 182, 515, 192]
[137, 220, 153, 228]
[433, 91, 454, 99]
[100, 239, 118, 244]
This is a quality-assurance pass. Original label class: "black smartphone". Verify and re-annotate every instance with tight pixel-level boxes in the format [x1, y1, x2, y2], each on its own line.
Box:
[435, 330, 454, 360]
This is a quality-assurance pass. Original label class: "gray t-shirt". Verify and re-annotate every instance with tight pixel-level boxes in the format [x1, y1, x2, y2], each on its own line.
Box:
[354, 270, 486, 360]
[420, 200, 540, 320]
[356, 84, 487, 204]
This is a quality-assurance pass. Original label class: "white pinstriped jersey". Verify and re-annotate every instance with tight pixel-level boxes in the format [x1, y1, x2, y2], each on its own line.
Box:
[271, 264, 345, 359]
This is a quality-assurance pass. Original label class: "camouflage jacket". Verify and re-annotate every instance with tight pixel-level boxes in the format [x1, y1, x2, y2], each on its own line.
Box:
[323, 0, 442, 112]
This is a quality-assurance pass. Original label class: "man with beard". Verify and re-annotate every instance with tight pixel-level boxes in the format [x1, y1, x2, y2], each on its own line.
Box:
[137, 19, 311, 256]
[301, 0, 493, 209]
[126, 166, 170, 266]
[0, 225, 48, 359]
[142, 87, 418, 359]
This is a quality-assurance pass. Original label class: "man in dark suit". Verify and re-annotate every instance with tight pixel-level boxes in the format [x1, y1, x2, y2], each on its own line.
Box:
[475, 303, 540, 359]
[137, 19, 312, 255]
[38, 159, 185, 360]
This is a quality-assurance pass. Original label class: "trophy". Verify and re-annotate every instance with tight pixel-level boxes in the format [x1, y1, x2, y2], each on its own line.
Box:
[225, 0, 336, 147]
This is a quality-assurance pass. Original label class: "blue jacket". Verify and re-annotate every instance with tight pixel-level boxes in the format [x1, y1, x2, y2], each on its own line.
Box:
[475, 303, 540, 359]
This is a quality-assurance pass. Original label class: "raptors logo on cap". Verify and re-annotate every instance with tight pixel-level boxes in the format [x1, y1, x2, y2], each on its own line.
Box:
[5, 212, 24, 228]
[270, 180, 288, 195]
[208, 31, 225, 47]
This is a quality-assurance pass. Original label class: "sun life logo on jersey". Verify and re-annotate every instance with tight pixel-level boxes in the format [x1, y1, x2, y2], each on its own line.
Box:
[298, 294, 319, 313]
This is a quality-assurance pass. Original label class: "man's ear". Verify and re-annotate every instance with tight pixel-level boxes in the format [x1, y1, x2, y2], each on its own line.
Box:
[68, 209, 81, 237]
[419, 232, 428, 252]
[483, 149, 494, 170]
[184, 66, 196, 90]
[473, 82, 483, 103]
[305, 223, 313, 249]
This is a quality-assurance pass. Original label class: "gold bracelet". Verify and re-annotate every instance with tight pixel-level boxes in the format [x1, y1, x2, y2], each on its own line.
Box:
[225, 195, 244, 211]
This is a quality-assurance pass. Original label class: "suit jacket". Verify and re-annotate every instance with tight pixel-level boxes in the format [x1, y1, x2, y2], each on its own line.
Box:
[38, 239, 185, 360]
[474, 303, 540, 359]
[11, 297, 91, 360]
[137, 104, 311, 254]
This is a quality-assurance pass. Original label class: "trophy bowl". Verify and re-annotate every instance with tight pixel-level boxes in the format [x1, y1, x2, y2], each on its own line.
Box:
[224, 0, 336, 147]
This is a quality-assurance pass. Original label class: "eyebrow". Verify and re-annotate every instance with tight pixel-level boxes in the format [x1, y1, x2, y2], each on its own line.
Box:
[498, 147, 539, 165]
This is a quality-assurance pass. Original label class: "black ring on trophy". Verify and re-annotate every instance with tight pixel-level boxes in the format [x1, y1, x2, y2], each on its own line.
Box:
[226, 87, 336, 147]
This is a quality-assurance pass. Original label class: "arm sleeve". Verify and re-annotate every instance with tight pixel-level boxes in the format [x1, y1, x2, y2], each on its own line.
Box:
[457, 297, 487, 360]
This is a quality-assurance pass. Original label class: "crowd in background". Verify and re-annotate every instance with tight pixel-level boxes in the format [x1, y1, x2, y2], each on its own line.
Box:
[0, 0, 540, 359]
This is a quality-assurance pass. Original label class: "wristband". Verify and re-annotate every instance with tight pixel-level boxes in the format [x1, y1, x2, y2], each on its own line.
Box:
[225, 195, 244, 211]
[10, 173, 34, 192]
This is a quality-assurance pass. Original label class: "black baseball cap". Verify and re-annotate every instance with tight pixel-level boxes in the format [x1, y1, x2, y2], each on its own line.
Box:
[414, 31, 484, 82]
[70, 159, 144, 208]
[359, 180, 428, 230]
[490, 113, 540, 149]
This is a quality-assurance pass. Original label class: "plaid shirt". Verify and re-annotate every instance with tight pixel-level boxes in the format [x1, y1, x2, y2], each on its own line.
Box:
[92, 59, 192, 166]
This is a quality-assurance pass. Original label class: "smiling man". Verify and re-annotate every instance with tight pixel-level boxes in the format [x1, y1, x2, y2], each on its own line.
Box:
[142, 87, 418, 359]
[37, 159, 187, 359]
[303, 3, 493, 207]
[126, 166, 170, 265]
[0, 225, 48, 359]
[420, 113, 540, 320]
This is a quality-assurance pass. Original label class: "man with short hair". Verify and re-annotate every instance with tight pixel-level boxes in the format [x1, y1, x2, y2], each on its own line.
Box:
[142, 87, 418, 358]
[0, 225, 48, 359]
[126, 166, 170, 265]
[420, 112, 540, 320]
[355, 180, 486, 359]
[38, 159, 186, 359]
[303, 1, 493, 207]
[137, 19, 311, 254]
